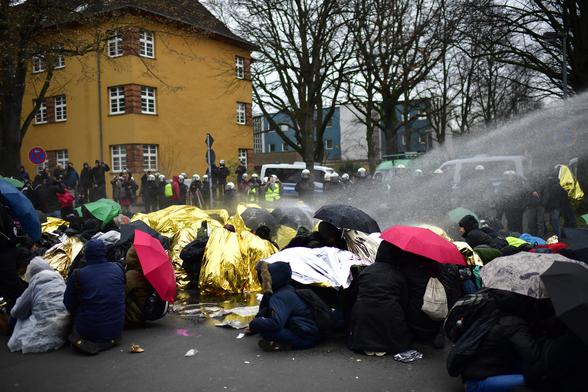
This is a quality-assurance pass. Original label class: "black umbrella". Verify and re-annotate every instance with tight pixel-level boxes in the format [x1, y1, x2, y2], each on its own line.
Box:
[118, 220, 170, 250]
[271, 205, 314, 230]
[541, 261, 588, 345]
[560, 228, 588, 263]
[241, 208, 278, 231]
[314, 204, 380, 234]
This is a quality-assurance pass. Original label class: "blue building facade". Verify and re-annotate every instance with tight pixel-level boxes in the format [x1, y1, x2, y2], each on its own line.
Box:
[259, 108, 342, 161]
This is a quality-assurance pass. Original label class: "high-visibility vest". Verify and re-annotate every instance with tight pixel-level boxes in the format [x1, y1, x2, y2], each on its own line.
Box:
[265, 183, 281, 202]
[248, 186, 258, 201]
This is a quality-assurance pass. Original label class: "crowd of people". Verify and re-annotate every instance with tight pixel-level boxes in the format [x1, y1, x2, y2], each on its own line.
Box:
[1, 155, 586, 392]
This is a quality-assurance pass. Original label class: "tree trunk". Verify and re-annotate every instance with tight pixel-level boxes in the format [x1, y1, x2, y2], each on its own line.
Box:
[0, 68, 27, 177]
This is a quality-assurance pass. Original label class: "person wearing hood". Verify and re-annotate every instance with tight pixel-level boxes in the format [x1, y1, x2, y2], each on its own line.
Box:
[142, 175, 158, 213]
[171, 175, 182, 204]
[79, 163, 92, 203]
[458, 215, 505, 250]
[284, 221, 347, 251]
[348, 241, 412, 356]
[246, 261, 320, 351]
[63, 239, 125, 354]
[8, 257, 70, 353]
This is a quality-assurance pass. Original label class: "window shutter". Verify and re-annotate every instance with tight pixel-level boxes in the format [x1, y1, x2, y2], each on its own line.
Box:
[45, 97, 55, 123]
[244, 58, 252, 80]
[124, 84, 141, 114]
[122, 27, 140, 56]
[245, 103, 253, 126]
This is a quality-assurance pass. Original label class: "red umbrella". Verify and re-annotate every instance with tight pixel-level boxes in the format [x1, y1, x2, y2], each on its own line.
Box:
[380, 225, 466, 266]
[133, 229, 177, 302]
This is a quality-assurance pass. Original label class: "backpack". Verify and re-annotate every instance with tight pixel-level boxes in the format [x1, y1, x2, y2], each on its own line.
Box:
[295, 288, 336, 336]
[164, 183, 173, 198]
[143, 291, 169, 321]
[444, 290, 500, 377]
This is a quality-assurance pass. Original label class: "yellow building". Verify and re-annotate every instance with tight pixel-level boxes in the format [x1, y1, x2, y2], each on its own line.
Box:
[21, 2, 254, 191]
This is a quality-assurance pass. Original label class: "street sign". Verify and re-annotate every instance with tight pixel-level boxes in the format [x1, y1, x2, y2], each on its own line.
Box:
[28, 147, 47, 165]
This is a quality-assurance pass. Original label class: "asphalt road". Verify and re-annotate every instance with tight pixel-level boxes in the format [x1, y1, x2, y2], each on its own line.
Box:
[0, 313, 463, 392]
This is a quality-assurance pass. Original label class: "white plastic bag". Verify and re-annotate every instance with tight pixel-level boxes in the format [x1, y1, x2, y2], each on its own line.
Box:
[421, 277, 448, 321]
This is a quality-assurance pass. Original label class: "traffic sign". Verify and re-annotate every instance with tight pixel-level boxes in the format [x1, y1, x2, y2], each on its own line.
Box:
[205, 133, 214, 147]
[28, 147, 47, 165]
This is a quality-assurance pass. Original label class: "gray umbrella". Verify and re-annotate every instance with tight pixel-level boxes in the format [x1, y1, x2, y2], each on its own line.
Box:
[479, 252, 582, 299]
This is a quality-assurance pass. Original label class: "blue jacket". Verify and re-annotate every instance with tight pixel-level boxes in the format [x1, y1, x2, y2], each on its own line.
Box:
[63, 239, 125, 342]
[250, 262, 319, 338]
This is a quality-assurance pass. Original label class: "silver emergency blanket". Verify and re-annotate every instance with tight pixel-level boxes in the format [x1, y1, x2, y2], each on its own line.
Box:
[343, 230, 382, 263]
[263, 246, 372, 288]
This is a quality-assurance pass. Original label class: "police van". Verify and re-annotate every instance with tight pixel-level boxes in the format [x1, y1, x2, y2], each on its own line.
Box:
[260, 162, 335, 197]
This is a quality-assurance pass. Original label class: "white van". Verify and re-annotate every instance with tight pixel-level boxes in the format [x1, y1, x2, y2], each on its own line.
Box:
[260, 162, 335, 196]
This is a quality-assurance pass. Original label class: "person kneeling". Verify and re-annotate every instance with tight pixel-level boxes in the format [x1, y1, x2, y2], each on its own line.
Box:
[63, 239, 125, 354]
[246, 261, 321, 351]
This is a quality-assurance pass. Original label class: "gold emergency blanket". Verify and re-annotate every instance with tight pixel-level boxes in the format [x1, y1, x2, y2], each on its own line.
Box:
[132, 205, 222, 289]
[453, 241, 484, 266]
[418, 224, 453, 242]
[44, 237, 84, 278]
[559, 165, 584, 202]
[236, 203, 263, 216]
[199, 214, 278, 295]
[276, 225, 297, 249]
[42, 217, 69, 233]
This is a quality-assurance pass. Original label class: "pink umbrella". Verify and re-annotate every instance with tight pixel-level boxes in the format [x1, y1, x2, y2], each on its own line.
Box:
[380, 225, 466, 266]
[133, 229, 176, 302]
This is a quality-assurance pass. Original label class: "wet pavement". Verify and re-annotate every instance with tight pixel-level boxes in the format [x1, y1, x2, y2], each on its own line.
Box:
[0, 294, 464, 392]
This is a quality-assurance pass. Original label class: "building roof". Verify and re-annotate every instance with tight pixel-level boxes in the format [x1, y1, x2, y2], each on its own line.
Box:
[68, 0, 255, 50]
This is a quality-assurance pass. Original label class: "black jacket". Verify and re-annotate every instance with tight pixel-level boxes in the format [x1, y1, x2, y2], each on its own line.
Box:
[348, 244, 412, 353]
[542, 177, 570, 211]
[37, 182, 64, 213]
[90, 164, 110, 186]
[459, 215, 505, 250]
[460, 315, 540, 381]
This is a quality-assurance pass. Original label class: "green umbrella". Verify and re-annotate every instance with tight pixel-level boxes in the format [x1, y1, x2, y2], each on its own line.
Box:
[0, 176, 24, 188]
[581, 214, 588, 225]
[81, 198, 122, 225]
[448, 207, 479, 224]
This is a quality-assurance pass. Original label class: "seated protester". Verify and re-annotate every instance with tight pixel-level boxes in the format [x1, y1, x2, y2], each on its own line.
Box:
[246, 261, 321, 351]
[8, 257, 70, 353]
[459, 215, 505, 250]
[63, 239, 125, 354]
[284, 221, 347, 250]
[124, 246, 151, 327]
[458, 314, 540, 392]
[348, 241, 412, 356]
[252, 225, 279, 249]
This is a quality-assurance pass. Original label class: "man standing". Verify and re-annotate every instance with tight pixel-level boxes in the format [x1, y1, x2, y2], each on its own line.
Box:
[236, 159, 247, 190]
[217, 160, 230, 197]
[63, 162, 79, 198]
[90, 160, 110, 201]
[295, 169, 314, 203]
[79, 163, 92, 203]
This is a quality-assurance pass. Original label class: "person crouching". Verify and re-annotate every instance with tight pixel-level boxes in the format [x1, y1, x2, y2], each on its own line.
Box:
[245, 261, 321, 351]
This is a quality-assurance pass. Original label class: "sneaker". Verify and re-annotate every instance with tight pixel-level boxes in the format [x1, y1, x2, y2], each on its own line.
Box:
[258, 339, 292, 352]
[364, 351, 375, 356]
[374, 352, 387, 357]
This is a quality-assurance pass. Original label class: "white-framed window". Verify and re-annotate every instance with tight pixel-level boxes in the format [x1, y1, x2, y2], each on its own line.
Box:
[326, 117, 333, 128]
[418, 134, 427, 144]
[143, 144, 158, 171]
[235, 56, 245, 79]
[401, 135, 407, 146]
[139, 30, 155, 58]
[109, 86, 125, 114]
[417, 113, 427, 121]
[236, 102, 246, 124]
[282, 143, 289, 152]
[32, 55, 45, 73]
[111, 145, 127, 173]
[263, 120, 270, 131]
[141, 86, 156, 114]
[253, 118, 263, 153]
[268, 143, 276, 152]
[56, 150, 68, 168]
[54, 44, 65, 69]
[324, 139, 334, 150]
[280, 124, 289, 133]
[107, 32, 123, 57]
[35, 101, 48, 124]
[238, 148, 248, 166]
[54, 96, 67, 122]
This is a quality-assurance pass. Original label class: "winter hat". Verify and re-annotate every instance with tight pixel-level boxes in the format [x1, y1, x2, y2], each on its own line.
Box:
[458, 215, 479, 234]
[84, 239, 107, 264]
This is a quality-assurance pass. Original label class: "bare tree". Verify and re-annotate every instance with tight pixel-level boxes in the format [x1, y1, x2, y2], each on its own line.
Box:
[225, 0, 353, 169]
[347, 0, 448, 157]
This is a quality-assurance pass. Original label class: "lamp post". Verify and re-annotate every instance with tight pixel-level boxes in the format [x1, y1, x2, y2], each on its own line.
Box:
[542, 31, 568, 99]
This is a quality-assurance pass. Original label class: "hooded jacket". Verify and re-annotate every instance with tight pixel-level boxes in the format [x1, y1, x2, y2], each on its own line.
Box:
[172, 176, 181, 202]
[348, 241, 412, 353]
[8, 257, 70, 353]
[124, 246, 152, 326]
[459, 215, 503, 250]
[63, 239, 125, 342]
[249, 262, 320, 339]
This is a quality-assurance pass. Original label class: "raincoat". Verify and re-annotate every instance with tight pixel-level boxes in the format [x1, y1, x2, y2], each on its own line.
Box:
[8, 257, 70, 353]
